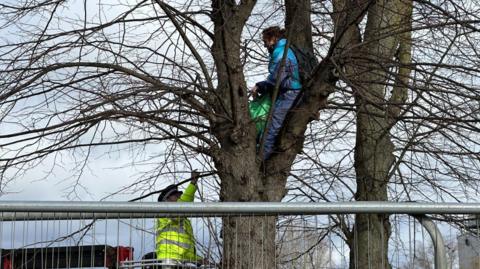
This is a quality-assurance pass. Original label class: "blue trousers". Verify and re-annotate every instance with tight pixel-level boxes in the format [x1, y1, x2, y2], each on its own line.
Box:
[262, 89, 300, 159]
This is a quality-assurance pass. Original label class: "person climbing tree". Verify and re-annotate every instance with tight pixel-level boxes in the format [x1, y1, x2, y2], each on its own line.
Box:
[251, 26, 302, 160]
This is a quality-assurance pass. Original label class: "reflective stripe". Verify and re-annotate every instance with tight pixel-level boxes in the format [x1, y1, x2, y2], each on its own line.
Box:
[157, 219, 186, 235]
[157, 226, 186, 234]
[157, 239, 193, 249]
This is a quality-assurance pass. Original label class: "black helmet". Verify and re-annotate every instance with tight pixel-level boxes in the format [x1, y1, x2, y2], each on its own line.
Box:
[158, 184, 182, 202]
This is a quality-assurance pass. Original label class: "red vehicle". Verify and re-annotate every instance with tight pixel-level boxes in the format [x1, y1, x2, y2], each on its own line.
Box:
[1, 245, 133, 269]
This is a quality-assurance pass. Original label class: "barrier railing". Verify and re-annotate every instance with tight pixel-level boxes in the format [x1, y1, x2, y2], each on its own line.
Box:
[1, 201, 479, 269]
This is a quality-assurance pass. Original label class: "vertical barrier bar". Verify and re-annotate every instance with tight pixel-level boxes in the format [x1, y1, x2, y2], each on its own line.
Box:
[413, 215, 448, 269]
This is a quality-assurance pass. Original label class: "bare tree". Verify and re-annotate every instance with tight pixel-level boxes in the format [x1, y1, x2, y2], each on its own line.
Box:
[1, 0, 479, 268]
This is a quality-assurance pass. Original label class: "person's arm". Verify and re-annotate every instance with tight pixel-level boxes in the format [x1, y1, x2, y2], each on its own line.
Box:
[255, 53, 279, 93]
[178, 182, 196, 202]
[266, 46, 290, 86]
[254, 81, 273, 96]
[177, 171, 199, 202]
[254, 47, 283, 95]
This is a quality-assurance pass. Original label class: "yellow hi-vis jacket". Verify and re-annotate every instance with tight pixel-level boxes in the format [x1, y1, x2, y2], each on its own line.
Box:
[156, 183, 201, 262]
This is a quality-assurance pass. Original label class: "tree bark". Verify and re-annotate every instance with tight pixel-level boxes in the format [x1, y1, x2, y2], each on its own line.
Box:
[285, 0, 313, 49]
[210, 1, 281, 267]
[221, 216, 276, 268]
[351, 106, 395, 268]
[346, 1, 413, 268]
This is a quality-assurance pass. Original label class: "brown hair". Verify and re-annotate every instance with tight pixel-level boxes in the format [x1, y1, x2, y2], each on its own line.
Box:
[262, 26, 286, 41]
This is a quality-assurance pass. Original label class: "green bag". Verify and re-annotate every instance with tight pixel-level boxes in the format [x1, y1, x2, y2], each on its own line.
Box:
[249, 94, 272, 137]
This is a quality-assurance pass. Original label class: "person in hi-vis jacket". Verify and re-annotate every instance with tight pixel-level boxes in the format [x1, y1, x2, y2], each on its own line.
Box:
[151, 171, 203, 266]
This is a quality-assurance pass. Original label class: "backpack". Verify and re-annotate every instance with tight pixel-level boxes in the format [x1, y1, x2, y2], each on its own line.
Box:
[290, 45, 318, 85]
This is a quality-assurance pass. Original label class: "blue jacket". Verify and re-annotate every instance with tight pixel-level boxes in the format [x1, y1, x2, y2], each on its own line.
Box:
[257, 39, 302, 91]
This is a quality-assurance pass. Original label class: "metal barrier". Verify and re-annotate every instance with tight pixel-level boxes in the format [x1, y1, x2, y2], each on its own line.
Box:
[1, 201, 479, 269]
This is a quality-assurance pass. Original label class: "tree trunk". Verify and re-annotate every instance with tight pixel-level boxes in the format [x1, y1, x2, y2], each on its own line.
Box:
[222, 216, 276, 268]
[350, 105, 395, 269]
[210, 1, 286, 268]
[345, 1, 413, 268]
[285, 0, 313, 49]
